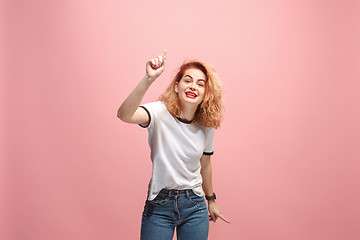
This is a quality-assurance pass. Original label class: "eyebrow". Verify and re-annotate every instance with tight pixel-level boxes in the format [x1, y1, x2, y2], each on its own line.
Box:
[184, 75, 206, 82]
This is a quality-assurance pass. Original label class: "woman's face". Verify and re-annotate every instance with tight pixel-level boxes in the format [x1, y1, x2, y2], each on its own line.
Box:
[175, 68, 207, 107]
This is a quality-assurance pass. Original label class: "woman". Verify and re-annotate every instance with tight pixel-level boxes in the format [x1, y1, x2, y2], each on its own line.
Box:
[118, 50, 229, 240]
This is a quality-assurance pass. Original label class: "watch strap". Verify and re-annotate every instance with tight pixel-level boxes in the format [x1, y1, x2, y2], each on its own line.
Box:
[205, 193, 216, 200]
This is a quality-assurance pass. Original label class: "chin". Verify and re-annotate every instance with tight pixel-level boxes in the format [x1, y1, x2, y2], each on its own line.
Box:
[184, 99, 202, 106]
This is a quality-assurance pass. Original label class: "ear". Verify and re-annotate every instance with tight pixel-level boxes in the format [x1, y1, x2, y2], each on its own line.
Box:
[174, 82, 179, 93]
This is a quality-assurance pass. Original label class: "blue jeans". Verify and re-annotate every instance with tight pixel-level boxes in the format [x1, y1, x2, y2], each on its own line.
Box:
[140, 188, 209, 240]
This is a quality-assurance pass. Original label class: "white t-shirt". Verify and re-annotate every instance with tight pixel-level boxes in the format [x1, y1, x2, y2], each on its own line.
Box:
[140, 101, 215, 200]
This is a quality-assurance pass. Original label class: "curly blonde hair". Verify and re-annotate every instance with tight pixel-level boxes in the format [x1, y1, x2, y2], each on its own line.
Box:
[159, 60, 223, 129]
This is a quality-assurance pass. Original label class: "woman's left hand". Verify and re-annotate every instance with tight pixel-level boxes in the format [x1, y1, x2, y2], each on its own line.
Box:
[208, 200, 230, 223]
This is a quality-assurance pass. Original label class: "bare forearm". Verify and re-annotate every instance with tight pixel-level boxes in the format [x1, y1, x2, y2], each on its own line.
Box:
[118, 50, 166, 123]
[201, 159, 214, 197]
[200, 156, 230, 223]
[117, 75, 154, 122]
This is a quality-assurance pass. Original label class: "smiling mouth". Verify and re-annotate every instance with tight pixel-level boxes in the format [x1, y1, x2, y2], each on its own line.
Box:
[185, 92, 197, 99]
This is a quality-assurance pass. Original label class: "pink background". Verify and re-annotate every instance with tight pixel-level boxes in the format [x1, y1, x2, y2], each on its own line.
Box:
[2, 0, 360, 239]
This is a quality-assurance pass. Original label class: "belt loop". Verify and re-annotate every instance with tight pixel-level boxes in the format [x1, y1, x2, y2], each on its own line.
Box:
[186, 189, 190, 199]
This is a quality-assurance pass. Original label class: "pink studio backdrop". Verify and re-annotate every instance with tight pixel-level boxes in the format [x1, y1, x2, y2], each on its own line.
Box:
[2, 0, 360, 239]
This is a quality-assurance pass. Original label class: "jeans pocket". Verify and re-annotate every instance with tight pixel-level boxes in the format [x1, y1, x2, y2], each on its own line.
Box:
[148, 194, 169, 206]
[188, 193, 205, 205]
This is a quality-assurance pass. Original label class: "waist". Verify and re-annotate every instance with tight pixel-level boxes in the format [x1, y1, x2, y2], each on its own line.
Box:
[158, 188, 194, 198]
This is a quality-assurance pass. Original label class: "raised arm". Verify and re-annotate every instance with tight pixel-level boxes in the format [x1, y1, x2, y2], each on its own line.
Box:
[117, 50, 167, 125]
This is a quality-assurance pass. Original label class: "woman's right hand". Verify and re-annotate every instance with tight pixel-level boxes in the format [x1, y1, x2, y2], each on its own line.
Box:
[146, 49, 167, 81]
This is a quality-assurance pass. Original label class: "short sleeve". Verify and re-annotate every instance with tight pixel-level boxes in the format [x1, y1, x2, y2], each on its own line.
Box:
[138, 101, 162, 130]
[203, 128, 215, 155]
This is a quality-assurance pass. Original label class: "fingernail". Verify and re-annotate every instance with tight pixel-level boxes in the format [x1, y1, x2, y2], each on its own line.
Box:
[164, 57, 167, 60]
[159, 63, 161, 66]
[213, 220, 216, 223]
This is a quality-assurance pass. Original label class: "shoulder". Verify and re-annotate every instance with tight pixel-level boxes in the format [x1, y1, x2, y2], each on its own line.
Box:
[140, 101, 168, 125]
[142, 101, 165, 109]
[140, 101, 166, 113]
[138, 101, 165, 128]
[198, 125, 215, 134]
[202, 127, 215, 141]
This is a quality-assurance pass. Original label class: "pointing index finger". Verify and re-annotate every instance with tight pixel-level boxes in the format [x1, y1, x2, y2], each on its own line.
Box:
[162, 49, 167, 58]
[219, 214, 231, 223]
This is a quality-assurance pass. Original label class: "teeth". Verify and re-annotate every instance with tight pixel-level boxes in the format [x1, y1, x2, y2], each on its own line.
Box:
[186, 92, 196, 97]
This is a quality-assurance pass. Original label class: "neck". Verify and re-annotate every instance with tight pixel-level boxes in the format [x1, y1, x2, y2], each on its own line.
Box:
[179, 104, 198, 121]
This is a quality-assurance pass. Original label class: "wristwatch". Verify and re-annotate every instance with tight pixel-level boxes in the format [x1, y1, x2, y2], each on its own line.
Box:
[205, 193, 216, 201]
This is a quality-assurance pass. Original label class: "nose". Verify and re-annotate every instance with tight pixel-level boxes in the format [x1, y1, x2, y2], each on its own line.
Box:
[189, 82, 197, 90]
